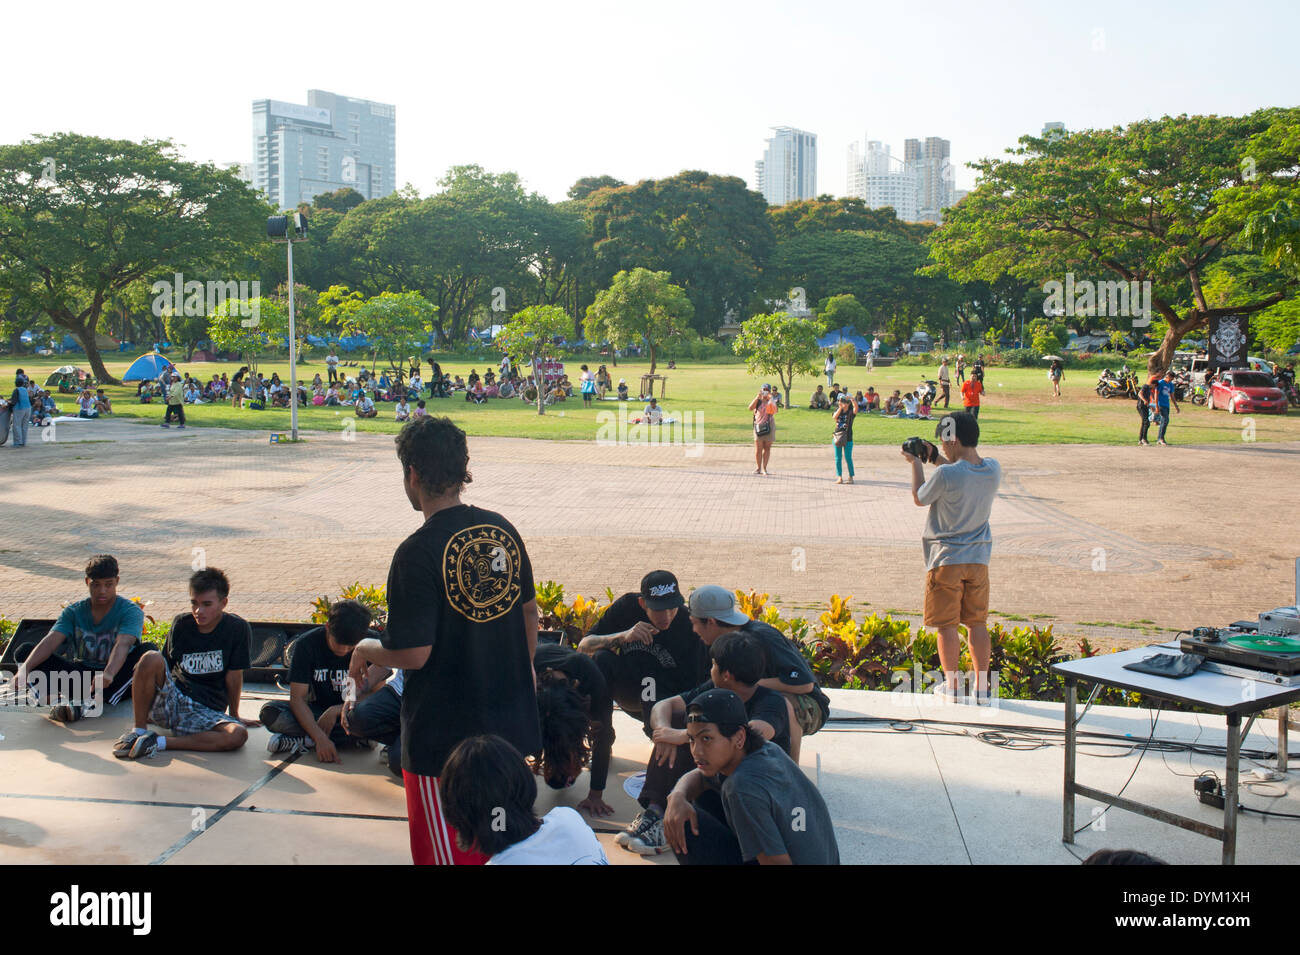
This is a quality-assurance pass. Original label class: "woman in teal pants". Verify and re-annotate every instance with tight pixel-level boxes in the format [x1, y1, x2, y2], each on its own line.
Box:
[833, 394, 855, 484]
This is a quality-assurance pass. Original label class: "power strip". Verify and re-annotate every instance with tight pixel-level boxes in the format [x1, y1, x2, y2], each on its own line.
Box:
[1195, 775, 1225, 809]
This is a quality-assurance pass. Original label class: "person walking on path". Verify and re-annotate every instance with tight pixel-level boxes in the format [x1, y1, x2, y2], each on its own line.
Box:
[749, 384, 778, 476]
[1153, 369, 1180, 446]
[833, 394, 856, 485]
[1136, 381, 1154, 446]
[161, 373, 186, 429]
[824, 351, 837, 389]
[938, 358, 951, 409]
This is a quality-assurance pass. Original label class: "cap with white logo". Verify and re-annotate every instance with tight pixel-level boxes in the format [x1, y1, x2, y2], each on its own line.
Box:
[640, 570, 685, 611]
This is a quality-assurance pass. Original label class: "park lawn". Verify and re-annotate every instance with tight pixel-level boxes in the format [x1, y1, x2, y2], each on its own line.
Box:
[6, 354, 1300, 446]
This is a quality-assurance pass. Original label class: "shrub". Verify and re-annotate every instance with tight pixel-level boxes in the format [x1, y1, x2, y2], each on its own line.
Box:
[310, 582, 389, 631]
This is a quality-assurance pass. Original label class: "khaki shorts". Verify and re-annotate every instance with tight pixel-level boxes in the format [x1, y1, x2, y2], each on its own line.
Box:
[923, 562, 990, 628]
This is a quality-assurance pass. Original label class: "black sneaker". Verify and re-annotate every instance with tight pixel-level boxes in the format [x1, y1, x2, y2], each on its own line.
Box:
[267, 733, 310, 756]
[50, 704, 84, 723]
[625, 808, 668, 855]
[112, 731, 143, 758]
[128, 731, 161, 759]
[616, 809, 654, 847]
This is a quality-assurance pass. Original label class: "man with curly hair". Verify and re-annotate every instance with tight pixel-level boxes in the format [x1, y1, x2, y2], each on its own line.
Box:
[348, 416, 540, 865]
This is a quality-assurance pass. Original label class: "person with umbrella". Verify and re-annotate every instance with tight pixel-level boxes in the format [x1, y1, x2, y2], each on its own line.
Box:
[1044, 355, 1064, 398]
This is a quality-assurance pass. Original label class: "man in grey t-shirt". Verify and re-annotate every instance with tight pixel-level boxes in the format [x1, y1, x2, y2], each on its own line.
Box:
[902, 412, 1001, 703]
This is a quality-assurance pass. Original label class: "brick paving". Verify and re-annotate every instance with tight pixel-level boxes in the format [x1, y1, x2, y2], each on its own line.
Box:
[2, 418, 1297, 648]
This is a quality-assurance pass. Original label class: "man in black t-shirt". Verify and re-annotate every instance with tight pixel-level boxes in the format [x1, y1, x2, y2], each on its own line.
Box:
[348, 416, 540, 866]
[578, 570, 709, 727]
[260, 600, 373, 763]
[112, 568, 258, 760]
[618, 629, 792, 856]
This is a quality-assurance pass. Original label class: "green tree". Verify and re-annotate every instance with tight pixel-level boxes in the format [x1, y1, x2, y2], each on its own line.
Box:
[928, 109, 1300, 374]
[584, 268, 693, 375]
[163, 308, 208, 361]
[731, 312, 826, 408]
[0, 133, 271, 383]
[817, 293, 871, 334]
[496, 305, 571, 415]
[352, 291, 436, 374]
[208, 297, 288, 379]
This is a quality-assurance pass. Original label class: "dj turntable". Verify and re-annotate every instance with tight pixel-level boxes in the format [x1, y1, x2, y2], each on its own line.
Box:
[1180, 558, 1300, 686]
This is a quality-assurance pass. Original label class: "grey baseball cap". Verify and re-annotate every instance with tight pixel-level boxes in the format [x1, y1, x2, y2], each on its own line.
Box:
[688, 585, 748, 626]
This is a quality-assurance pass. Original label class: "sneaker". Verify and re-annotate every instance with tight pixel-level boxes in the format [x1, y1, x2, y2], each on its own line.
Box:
[267, 733, 310, 756]
[177, 425, 186, 430]
[616, 809, 654, 848]
[127, 731, 161, 759]
[160, 423, 170, 428]
[625, 809, 668, 855]
[113, 730, 144, 758]
[50, 704, 83, 723]
[1157, 439, 1168, 446]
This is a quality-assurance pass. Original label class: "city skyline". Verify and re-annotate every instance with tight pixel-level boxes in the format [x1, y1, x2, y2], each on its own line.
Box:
[2, 0, 1296, 205]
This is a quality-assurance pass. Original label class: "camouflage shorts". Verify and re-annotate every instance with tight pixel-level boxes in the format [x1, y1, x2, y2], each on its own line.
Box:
[785, 691, 826, 736]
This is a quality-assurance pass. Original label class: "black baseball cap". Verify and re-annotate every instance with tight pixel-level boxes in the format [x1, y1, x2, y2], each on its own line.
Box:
[640, 570, 685, 611]
[686, 688, 748, 727]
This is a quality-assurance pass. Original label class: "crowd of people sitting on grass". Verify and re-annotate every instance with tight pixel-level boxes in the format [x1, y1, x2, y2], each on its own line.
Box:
[810, 381, 934, 419]
[1, 371, 112, 436]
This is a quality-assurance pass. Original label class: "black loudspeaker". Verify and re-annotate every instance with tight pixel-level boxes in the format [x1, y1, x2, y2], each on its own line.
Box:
[267, 215, 289, 238]
[1, 619, 59, 673]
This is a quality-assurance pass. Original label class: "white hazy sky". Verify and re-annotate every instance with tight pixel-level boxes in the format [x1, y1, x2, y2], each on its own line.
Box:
[4, 0, 1297, 202]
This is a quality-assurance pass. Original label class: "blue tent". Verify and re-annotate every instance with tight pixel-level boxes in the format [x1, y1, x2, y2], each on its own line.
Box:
[337, 334, 369, 352]
[817, 326, 871, 353]
[123, 352, 176, 382]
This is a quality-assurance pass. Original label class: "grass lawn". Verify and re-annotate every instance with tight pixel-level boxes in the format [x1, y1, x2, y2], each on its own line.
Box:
[6, 353, 1299, 446]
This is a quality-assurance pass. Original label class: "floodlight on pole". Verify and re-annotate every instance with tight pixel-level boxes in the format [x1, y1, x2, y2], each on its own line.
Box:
[268, 213, 308, 440]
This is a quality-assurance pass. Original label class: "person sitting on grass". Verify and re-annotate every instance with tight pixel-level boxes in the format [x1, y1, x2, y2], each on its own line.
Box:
[77, 389, 99, 419]
[325, 384, 340, 406]
[854, 390, 867, 413]
[497, 377, 515, 399]
[112, 567, 257, 760]
[439, 734, 608, 865]
[643, 397, 663, 424]
[355, 391, 378, 418]
[663, 689, 840, 866]
[452, 375, 466, 391]
[884, 390, 903, 415]
[261, 599, 372, 761]
[902, 392, 919, 418]
[466, 381, 487, 405]
[395, 398, 411, 422]
[94, 388, 112, 415]
[617, 378, 629, 400]
[617, 629, 793, 856]
[9, 554, 148, 722]
[809, 385, 829, 410]
[413, 399, 427, 418]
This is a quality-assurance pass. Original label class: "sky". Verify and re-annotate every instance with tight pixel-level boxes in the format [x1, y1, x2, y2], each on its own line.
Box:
[3, 0, 1297, 203]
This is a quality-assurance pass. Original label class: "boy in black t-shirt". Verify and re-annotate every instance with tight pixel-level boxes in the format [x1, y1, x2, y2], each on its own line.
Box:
[618, 629, 791, 856]
[112, 568, 258, 760]
[348, 416, 540, 866]
[260, 600, 372, 762]
[578, 570, 709, 727]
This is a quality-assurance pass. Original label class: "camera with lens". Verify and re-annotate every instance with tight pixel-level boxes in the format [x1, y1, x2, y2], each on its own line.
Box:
[902, 436, 939, 464]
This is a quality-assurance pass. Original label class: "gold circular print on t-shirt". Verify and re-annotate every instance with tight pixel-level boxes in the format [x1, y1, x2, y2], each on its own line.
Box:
[442, 524, 523, 622]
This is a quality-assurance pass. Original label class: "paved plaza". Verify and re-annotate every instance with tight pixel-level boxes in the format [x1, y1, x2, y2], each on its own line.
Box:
[1, 418, 1296, 646]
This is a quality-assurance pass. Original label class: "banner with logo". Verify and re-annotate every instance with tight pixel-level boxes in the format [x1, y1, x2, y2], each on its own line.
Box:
[1207, 315, 1248, 370]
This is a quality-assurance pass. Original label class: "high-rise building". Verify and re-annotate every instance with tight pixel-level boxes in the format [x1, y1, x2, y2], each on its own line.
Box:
[905, 136, 953, 223]
[1042, 121, 1066, 140]
[846, 138, 919, 221]
[755, 127, 817, 206]
[251, 89, 396, 209]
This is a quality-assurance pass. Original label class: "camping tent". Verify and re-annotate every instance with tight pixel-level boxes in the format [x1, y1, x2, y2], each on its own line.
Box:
[123, 352, 177, 382]
[44, 366, 93, 390]
[817, 326, 871, 353]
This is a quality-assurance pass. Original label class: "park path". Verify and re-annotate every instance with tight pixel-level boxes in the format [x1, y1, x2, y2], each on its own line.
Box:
[1, 418, 1296, 648]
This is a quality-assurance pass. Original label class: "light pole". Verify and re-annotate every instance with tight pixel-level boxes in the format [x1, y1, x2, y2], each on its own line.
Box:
[268, 212, 308, 440]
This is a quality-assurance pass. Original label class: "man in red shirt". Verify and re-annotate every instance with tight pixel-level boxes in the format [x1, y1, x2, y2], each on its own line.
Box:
[961, 376, 983, 419]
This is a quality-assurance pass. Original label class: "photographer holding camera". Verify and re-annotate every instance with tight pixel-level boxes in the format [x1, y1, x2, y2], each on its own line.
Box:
[901, 412, 1002, 704]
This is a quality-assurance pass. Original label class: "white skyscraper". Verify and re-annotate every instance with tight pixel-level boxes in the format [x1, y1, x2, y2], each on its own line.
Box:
[755, 127, 817, 206]
[906, 137, 954, 223]
[846, 138, 919, 222]
[251, 89, 396, 209]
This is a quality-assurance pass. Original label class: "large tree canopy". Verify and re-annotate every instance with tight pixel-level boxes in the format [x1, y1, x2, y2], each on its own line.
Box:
[0, 133, 271, 382]
[927, 109, 1300, 372]
[584, 267, 693, 376]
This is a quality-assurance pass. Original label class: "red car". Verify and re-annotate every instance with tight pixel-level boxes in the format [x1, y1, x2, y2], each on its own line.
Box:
[1207, 369, 1288, 414]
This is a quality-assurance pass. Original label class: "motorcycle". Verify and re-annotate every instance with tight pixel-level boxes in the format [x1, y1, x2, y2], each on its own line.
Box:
[916, 380, 938, 405]
[1095, 369, 1138, 399]
[1190, 381, 1209, 406]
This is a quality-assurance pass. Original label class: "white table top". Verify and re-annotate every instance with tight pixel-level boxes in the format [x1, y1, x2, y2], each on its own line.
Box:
[1052, 641, 1300, 714]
